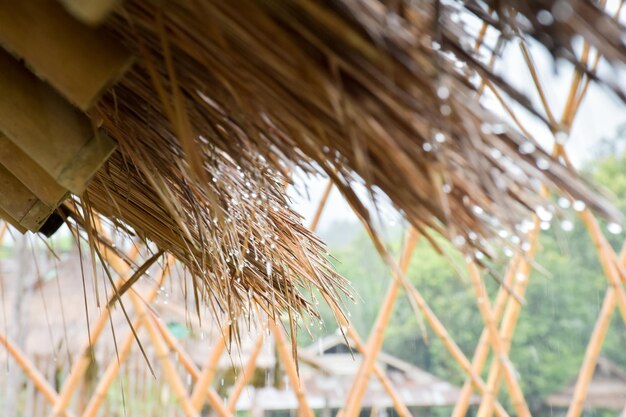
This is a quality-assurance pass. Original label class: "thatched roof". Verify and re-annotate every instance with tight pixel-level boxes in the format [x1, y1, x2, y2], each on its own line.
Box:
[34, 0, 625, 322]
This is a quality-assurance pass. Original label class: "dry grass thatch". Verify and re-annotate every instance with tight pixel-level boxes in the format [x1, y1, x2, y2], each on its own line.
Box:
[70, 0, 625, 323]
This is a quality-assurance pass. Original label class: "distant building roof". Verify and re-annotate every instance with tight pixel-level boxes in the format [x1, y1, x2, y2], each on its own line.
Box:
[235, 333, 478, 411]
[545, 356, 626, 410]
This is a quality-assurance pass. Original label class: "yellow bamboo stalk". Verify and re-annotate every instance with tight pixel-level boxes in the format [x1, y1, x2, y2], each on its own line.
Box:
[227, 333, 265, 413]
[467, 262, 531, 417]
[578, 210, 626, 324]
[565, 288, 616, 417]
[343, 323, 413, 417]
[339, 186, 510, 416]
[321, 290, 413, 417]
[476, 228, 537, 417]
[402, 283, 511, 417]
[128, 292, 197, 417]
[340, 229, 419, 417]
[189, 326, 229, 410]
[100, 245, 233, 417]
[153, 316, 201, 379]
[474, 31, 593, 415]
[518, 41, 558, 126]
[50, 246, 140, 417]
[0, 332, 76, 417]
[153, 315, 231, 417]
[451, 256, 520, 417]
[309, 180, 333, 232]
[80, 261, 170, 417]
[308, 170, 413, 417]
[269, 319, 315, 417]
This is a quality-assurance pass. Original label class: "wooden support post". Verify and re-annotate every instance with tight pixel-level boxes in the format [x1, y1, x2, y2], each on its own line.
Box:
[269, 319, 315, 417]
[340, 229, 419, 417]
[0, 135, 67, 209]
[0, 0, 132, 111]
[467, 262, 531, 417]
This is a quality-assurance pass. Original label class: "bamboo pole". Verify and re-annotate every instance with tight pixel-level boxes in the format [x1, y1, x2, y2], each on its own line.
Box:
[339, 186, 510, 417]
[577, 210, 626, 324]
[309, 180, 333, 232]
[50, 246, 140, 417]
[153, 318, 228, 412]
[308, 185, 412, 417]
[451, 256, 520, 417]
[98, 244, 233, 417]
[269, 319, 315, 417]
[475, 229, 537, 417]
[565, 288, 616, 417]
[467, 262, 531, 417]
[402, 282, 511, 417]
[227, 334, 265, 413]
[189, 326, 229, 410]
[340, 229, 419, 417]
[471, 30, 593, 416]
[152, 315, 231, 417]
[153, 315, 201, 379]
[337, 319, 413, 417]
[0, 332, 77, 417]
[127, 289, 197, 417]
[80, 262, 170, 417]
[561, 239, 626, 417]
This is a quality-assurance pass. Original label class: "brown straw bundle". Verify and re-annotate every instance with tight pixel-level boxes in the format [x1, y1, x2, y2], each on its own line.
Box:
[81, 0, 624, 322]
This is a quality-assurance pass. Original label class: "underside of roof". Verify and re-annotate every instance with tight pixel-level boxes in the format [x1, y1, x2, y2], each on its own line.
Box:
[0, 0, 624, 324]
